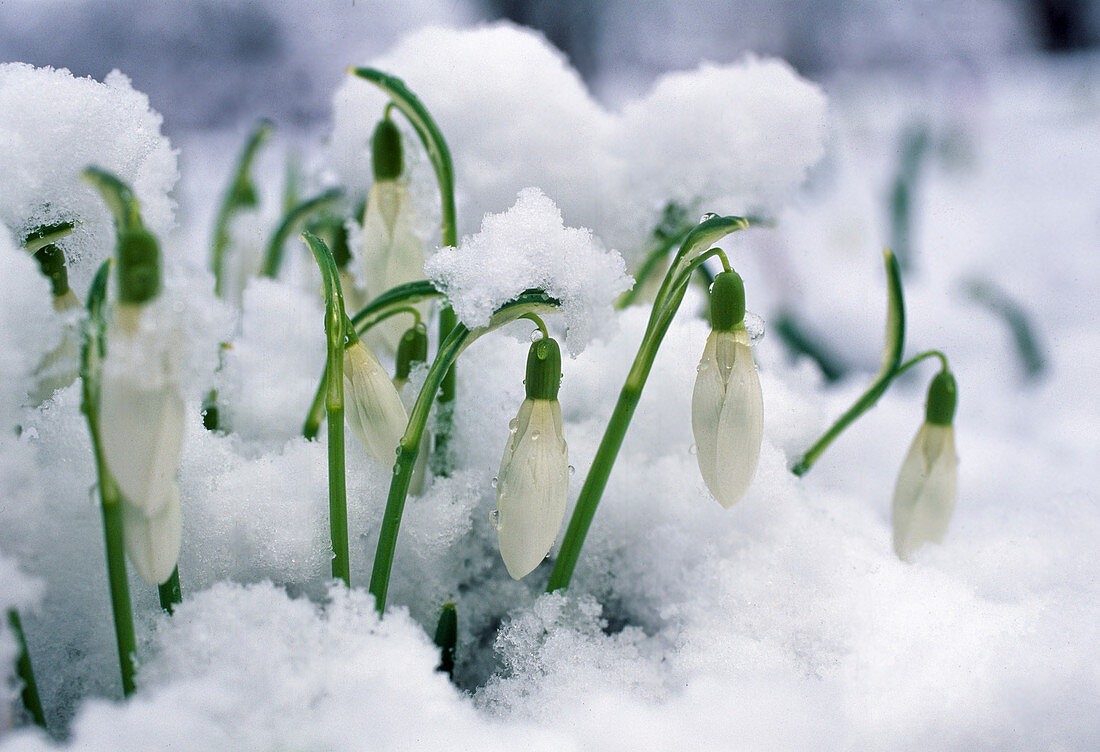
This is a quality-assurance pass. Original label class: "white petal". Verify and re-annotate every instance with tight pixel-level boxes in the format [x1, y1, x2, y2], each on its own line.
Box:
[122, 484, 182, 585]
[691, 329, 764, 508]
[892, 423, 957, 561]
[99, 315, 186, 516]
[496, 399, 569, 579]
[360, 181, 428, 352]
[343, 342, 409, 465]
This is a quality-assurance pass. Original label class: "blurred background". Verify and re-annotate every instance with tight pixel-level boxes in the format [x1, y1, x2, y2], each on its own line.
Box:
[1, 0, 1097, 134]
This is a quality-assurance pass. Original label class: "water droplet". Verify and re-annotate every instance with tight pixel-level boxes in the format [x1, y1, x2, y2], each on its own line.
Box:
[689, 443, 698, 455]
[699, 212, 719, 223]
[508, 418, 518, 432]
[744, 311, 766, 344]
[490, 476, 498, 488]
[530, 430, 540, 441]
[531, 328, 545, 342]
[393, 463, 402, 475]
[568, 465, 575, 476]
[489, 509, 501, 531]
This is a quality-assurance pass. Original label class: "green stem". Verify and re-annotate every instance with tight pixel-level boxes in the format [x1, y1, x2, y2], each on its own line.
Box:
[617, 228, 691, 309]
[303, 281, 444, 440]
[157, 567, 182, 614]
[369, 292, 560, 613]
[7, 609, 46, 727]
[433, 601, 457, 680]
[547, 216, 750, 593]
[302, 232, 350, 586]
[260, 188, 343, 279]
[790, 250, 907, 476]
[82, 168, 143, 233]
[348, 67, 460, 468]
[80, 260, 137, 696]
[212, 119, 273, 299]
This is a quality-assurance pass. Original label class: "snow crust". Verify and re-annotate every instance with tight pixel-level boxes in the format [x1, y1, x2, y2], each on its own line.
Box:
[0, 64, 178, 293]
[424, 188, 631, 354]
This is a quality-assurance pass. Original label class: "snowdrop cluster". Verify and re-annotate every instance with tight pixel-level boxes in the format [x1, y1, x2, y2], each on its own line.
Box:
[0, 20, 997, 751]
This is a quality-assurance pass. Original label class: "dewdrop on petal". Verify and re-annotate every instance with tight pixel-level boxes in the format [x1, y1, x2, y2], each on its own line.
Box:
[495, 336, 569, 579]
[359, 116, 427, 352]
[97, 222, 185, 585]
[691, 269, 764, 508]
[892, 370, 958, 561]
[342, 325, 409, 465]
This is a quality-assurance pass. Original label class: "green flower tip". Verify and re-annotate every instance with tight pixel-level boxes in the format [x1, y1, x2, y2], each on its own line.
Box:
[710, 270, 746, 331]
[395, 323, 429, 380]
[117, 228, 161, 304]
[33, 244, 70, 297]
[525, 336, 562, 401]
[371, 116, 403, 181]
[925, 369, 957, 426]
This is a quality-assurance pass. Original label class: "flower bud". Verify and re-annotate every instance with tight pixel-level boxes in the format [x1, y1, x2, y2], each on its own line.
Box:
[692, 270, 763, 508]
[892, 371, 958, 561]
[495, 338, 569, 579]
[342, 338, 409, 464]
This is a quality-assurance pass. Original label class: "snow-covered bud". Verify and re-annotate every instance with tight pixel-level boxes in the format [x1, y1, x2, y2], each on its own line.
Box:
[691, 270, 763, 508]
[359, 119, 426, 352]
[892, 370, 958, 561]
[495, 336, 569, 579]
[99, 227, 185, 584]
[342, 329, 409, 465]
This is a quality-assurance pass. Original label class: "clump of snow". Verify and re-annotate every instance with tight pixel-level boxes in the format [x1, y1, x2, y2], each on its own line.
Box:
[0, 64, 178, 294]
[615, 57, 828, 221]
[0, 226, 58, 424]
[330, 22, 616, 238]
[424, 188, 631, 355]
[1, 583, 568, 750]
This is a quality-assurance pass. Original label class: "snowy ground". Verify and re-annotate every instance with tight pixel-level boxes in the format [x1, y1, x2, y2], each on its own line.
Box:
[2, 19, 1099, 752]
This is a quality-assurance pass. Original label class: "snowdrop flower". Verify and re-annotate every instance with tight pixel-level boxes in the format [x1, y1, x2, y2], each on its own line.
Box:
[892, 370, 958, 561]
[359, 116, 427, 352]
[495, 335, 569, 579]
[342, 326, 409, 465]
[691, 269, 764, 508]
[98, 227, 185, 584]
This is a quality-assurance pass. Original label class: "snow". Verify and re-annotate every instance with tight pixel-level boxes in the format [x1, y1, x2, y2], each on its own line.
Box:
[1, 14, 1099, 752]
[424, 188, 632, 355]
[0, 64, 178, 294]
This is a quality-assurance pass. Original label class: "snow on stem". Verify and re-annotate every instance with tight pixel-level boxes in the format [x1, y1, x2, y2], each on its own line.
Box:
[547, 215, 751, 593]
[301, 231, 351, 586]
[369, 290, 560, 614]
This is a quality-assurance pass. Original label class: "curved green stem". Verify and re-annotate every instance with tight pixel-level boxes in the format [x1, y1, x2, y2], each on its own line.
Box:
[517, 312, 549, 340]
[547, 216, 751, 593]
[301, 232, 350, 586]
[303, 281, 445, 440]
[82, 168, 143, 233]
[260, 188, 343, 279]
[79, 260, 136, 696]
[790, 250, 907, 476]
[212, 119, 273, 298]
[348, 67, 460, 465]
[369, 291, 560, 613]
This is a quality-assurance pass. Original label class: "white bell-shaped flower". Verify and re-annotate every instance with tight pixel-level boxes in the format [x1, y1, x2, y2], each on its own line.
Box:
[343, 334, 409, 465]
[691, 271, 764, 508]
[359, 117, 427, 352]
[98, 228, 186, 585]
[495, 336, 569, 580]
[892, 370, 958, 561]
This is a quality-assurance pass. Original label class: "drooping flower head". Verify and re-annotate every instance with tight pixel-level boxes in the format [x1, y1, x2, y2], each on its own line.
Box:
[495, 335, 569, 579]
[892, 369, 958, 561]
[691, 269, 764, 508]
[342, 323, 409, 466]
